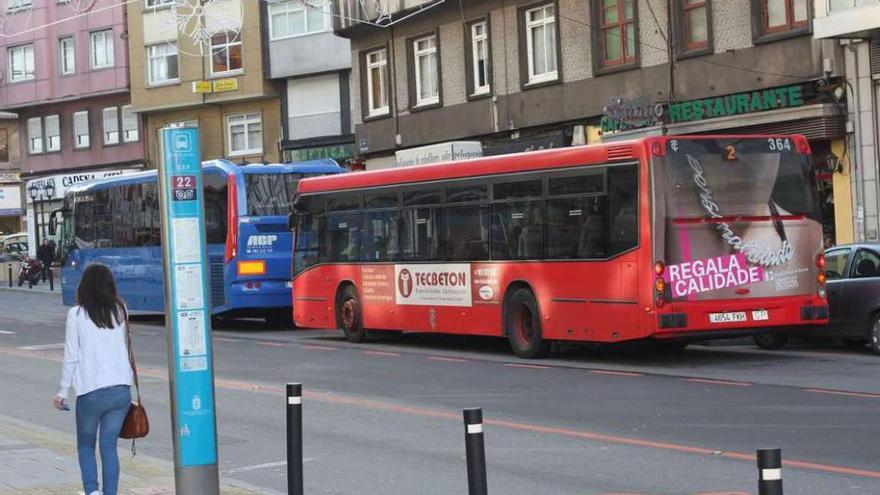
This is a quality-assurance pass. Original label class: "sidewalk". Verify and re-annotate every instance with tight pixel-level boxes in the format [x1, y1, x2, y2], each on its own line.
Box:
[0, 268, 61, 295]
[0, 415, 268, 495]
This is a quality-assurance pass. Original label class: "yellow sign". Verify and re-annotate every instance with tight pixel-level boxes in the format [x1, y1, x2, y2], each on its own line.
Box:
[212, 78, 239, 93]
[192, 81, 212, 93]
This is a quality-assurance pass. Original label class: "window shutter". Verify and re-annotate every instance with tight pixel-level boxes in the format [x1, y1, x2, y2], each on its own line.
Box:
[870, 37, 880, 78]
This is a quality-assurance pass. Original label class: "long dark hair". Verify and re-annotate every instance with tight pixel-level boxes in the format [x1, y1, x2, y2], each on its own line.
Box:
[76, 263, 125, 329]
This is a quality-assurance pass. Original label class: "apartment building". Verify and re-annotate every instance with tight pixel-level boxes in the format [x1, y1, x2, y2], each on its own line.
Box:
[0, 0, 146, 248]
[334, 0, 848, 241]
[814, 0, 880, 243]
[263, 0, 354, 164]
[127, 0, 280, 166]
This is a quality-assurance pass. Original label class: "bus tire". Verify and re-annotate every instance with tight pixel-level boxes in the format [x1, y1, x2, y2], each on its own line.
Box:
[753, 332, 788, 350]
[338, 285, 366, 343]
[505, 288, 550, 359]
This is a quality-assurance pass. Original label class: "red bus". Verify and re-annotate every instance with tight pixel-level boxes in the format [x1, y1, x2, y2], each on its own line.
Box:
[290, 135, 828, 357]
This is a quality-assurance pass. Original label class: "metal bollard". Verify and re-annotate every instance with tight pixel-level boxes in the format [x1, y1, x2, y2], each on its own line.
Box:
[49, 267, 54, 291]
[7, 264, 11, 288]
[757, 448, 783, 495]
[286, 383, 303, 495]
[463, 408, 488, 495]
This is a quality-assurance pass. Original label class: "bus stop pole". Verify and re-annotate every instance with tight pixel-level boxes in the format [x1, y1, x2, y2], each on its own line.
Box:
[158, 127, 220, 493]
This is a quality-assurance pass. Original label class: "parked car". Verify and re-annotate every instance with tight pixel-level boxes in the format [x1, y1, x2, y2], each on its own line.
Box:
[0, 232, 27, 262]
[822, 243, 880, 354]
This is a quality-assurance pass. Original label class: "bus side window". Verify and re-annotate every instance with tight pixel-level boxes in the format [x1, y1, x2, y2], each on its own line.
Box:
[203, 173, 228, 245]
[444, 205, 489, 261]
[362, 210, 400, 262]
[401, 207, 443, 261]
[294, 214, 321, 273]
[325, 212, 362, 262]
[607, 165, 638, 255]
[490, 201, 545, 260]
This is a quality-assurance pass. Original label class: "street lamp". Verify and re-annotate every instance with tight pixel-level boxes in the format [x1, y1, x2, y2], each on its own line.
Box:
[27, 184, 40, 249]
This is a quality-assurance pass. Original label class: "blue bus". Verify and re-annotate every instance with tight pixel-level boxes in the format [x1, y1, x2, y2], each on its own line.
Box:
[57, 159, 344, 325]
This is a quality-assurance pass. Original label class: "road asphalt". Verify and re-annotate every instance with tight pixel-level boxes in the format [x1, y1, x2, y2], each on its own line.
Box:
[1, 289, 878, 494]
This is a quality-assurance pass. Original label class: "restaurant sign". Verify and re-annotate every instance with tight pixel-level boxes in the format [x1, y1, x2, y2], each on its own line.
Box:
[667, 84, 805, 124]
[601, 96, 664, 133]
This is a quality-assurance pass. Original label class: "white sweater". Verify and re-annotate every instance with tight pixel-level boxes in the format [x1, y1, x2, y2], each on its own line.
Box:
[57, 306, 134, 398]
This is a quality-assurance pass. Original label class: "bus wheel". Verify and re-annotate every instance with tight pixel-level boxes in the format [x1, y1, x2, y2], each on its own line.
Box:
[753, 332, 789, 350]
[339, 285, 366, 343]
[505, 288, 550, 359]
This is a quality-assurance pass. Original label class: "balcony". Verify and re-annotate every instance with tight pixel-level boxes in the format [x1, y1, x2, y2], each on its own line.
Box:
[814, 0, 880, 38]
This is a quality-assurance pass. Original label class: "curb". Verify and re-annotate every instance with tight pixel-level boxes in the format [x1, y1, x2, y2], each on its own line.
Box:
[0, 414, 272, 495]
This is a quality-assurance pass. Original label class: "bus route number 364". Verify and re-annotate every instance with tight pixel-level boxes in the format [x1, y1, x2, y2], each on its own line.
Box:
[172, 175, 198, 201]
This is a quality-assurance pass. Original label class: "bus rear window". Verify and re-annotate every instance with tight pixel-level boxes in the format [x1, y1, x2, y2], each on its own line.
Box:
[245, 173, 311, 216]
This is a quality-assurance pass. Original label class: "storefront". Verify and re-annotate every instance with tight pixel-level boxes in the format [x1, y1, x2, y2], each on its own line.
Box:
[0, 173, 22, 236]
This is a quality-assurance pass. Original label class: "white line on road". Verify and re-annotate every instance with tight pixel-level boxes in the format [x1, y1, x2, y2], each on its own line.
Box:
[17, 343, 64, 351]
[0, 330, 15, 335]
[226, 459, 316, 474]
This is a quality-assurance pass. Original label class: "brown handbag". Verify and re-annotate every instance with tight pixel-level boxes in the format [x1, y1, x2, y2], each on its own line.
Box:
[120, 319, 149, 440]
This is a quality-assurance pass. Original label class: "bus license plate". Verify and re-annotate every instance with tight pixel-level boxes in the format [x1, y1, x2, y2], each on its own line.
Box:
[752, 310, 769, 321]
[709, 312, 747, 323]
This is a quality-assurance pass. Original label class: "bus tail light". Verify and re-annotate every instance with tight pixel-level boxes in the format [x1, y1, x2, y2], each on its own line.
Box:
[654, 260, 668, 307]
[654, 261, 665, 276]
[225, 174, 239, 263]
[816, 254, 826, 269]
[794, 136, 811, 155]
[816, 254, 827, 298]
[238, 260, 266, 276]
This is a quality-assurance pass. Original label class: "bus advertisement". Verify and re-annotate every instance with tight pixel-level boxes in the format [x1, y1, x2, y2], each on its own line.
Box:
[289, 136, 828, 357]
[58, 159, 344, 325]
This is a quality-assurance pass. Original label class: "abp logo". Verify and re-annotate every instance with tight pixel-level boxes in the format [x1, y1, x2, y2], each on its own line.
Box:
[398, 269, 413, 298]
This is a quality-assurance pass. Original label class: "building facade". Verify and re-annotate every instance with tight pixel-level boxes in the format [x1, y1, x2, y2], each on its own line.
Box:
[0, 0, 146, 250]
[335, 0, 848, 240]
[127, 0, 281, 167]
[814, 0, 880, 244]
[263, 0, 354, 164]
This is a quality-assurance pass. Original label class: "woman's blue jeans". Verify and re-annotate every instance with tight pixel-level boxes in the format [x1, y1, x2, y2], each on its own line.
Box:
[75, 385, 132, 495]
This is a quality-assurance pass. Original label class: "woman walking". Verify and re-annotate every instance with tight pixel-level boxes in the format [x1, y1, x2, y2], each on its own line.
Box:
[53, 263, 133, 495]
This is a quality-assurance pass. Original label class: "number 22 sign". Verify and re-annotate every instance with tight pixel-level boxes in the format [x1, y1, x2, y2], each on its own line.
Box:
[172, 175, 198, 201]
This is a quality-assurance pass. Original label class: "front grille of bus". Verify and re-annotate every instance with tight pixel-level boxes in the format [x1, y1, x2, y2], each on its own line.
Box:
[209, 257, 226, 308]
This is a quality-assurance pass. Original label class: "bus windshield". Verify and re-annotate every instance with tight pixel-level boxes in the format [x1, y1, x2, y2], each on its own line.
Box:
[246, 173, 317, 216]
[653, 137, 822, 301]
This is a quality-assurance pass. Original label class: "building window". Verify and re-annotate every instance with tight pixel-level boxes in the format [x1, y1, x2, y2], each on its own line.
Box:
[468, 20, 491, 96]
[0, 128, 8, 162]
[45, 115, 60, 152]
[210, 31, 242, 75]
[73, 110, 90, 149]
[8, 44, 34, 82]
[59, 37, 75, 75]
[758, 0, 809, 34]
[269, 0, 330, 40]
[103, 107, 119, 145]
[6, 0, 31, 13]
[145, 0, 175, 7]
[122, 105, 139, 142]
[27, 117, 42, 154]
[226, 113, 262, 157]
[595, 0, 637, 68]
[365, 48, 389, 117]
[412, 34, 439, 107]
[524, 4, 557, 84]
[90, 29, 114, 69]
[147, 43, 179, 84]
[679, 0, 710, 52]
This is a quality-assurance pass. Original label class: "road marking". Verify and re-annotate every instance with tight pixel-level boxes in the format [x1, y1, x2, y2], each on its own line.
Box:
[215, 337, 241, 343]
[0, 330, 15, 335]
[257, 342, 286, 348]
[302, 345, 336, 351]
[226, 459, 316, 474]
[503, 363, 551, 370]
[17, 343, 64, 351]
[363, 350, 401, 357]
[4, 344, 880, 480]
[591, 370, 642, 377]
[428, 356, 468, 363]
[686, 378, 752, 387]
[804, 388, 880, 399]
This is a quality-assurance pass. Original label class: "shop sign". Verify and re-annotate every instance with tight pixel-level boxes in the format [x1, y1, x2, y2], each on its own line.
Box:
[0, 172, 19, 183]
[212, 78, 239, 93]
[667, 84, 805, 124]
[482, 132, 568, 156]
[395, 141, 483, 167]
[192, 81, 213, 93]
[289, 144, 354, 162]
[0, 185, 21, 215]
[25, 168, 140, 203]
[601, 96, 664, 133]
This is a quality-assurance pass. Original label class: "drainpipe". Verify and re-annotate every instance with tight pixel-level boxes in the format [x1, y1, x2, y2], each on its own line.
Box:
[847, 40, 866, 241]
